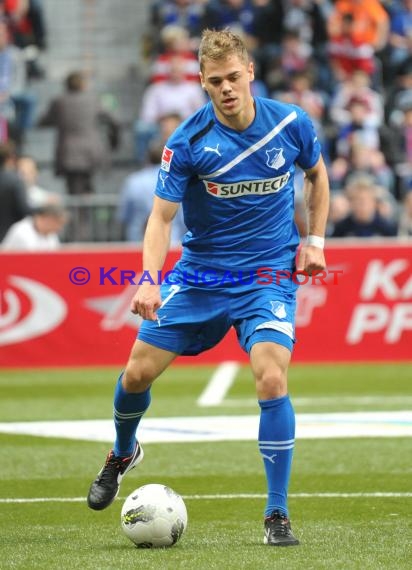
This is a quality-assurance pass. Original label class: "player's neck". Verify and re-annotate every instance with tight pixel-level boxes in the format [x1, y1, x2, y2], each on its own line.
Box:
[216, 97, 256, 132]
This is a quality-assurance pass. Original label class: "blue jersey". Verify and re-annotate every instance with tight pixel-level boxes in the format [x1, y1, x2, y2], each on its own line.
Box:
[155, 96, 321, 271]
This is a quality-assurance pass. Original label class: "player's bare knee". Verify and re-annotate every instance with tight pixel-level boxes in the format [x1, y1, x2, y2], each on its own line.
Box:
[123, 359, 155, 393]
[255, 368, 287, 399]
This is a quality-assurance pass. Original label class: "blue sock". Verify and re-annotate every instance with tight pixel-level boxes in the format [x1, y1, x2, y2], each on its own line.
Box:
[258, 394, 295, 518]
[113, 373, 151, 457]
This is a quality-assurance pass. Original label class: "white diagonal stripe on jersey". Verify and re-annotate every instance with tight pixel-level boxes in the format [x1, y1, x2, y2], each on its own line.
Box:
[198, 110, 297, 180]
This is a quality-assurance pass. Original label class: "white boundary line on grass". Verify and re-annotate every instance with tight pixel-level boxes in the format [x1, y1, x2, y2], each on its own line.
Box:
[1, 411, 410, 442]
[224, 396, 412, 408]
[197, 361, 240, 407]
[2, 492, 412, 504]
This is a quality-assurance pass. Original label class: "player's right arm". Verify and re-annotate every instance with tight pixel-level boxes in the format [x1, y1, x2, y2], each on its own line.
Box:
[131, 196, 180, 320]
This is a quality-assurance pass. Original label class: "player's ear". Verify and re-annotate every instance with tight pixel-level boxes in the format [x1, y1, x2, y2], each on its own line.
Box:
[248, 60, 255, 82]
[199, 71, 207, 91]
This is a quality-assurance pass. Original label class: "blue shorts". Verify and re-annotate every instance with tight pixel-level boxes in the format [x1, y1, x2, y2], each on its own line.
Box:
[138, 260, 298, 356]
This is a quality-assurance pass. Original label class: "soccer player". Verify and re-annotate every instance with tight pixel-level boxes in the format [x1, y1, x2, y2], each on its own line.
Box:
[87, 29, 329, 546]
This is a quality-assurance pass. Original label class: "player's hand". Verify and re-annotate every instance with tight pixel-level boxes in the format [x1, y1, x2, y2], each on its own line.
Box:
[131, 283, 162, 320]
[296, 244, 326, 276]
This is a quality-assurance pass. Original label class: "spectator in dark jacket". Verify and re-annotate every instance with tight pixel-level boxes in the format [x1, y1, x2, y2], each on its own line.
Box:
[38, 70, 120, 195]
[0, 140, 29, 240]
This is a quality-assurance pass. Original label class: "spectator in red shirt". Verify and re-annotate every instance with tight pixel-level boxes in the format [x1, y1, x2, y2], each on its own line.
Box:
[149, 24, 199, 83]
[328, 12, 376, 81]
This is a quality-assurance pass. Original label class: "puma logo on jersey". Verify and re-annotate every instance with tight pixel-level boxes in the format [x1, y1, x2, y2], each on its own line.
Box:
[157, 315, 166, 327]
[204, 143, 222, 156]
[262, 453, 277, 464]
[159, 172, 168, 188]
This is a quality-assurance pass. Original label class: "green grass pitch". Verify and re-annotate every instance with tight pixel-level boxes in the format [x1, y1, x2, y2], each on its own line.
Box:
[0, 363, 411, 569]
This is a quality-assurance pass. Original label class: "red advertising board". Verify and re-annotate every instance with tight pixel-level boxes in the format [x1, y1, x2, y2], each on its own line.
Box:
[0, 241, 411, 367]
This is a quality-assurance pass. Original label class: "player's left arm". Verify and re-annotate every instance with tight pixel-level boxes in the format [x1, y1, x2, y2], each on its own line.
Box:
[297, 154, 330, 275]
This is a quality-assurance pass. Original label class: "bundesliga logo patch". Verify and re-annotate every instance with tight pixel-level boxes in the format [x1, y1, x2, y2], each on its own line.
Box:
[161, 147, 174, 172]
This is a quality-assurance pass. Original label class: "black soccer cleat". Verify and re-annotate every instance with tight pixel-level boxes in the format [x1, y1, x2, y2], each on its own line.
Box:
[264, 510, 300, 546]
[87, 442, 144, 511]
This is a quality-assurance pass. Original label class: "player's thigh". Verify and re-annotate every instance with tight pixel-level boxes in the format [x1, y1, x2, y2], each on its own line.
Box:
[124, 339, 178, 390]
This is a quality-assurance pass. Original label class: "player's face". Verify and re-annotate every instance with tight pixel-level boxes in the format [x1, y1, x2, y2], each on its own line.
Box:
[200, 54, 255, 130]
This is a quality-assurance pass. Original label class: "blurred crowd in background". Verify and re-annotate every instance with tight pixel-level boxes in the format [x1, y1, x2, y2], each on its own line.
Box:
[1, 0, 412, 251]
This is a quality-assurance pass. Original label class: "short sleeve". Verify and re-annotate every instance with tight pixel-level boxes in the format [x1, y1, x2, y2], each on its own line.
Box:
[154, 132, 192, 203]
[295, 108, 322, 171]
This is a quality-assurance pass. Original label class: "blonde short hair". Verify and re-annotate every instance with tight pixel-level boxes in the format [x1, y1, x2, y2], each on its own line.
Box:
[198, 29, 249, 72]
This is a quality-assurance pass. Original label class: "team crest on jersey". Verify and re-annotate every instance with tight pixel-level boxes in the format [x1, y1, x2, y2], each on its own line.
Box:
[266, 147, 286, 170]
[161, 146, 174, 172]
[270, 301, 287, 319]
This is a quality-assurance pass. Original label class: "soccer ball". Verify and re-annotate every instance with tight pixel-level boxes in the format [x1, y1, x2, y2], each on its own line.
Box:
[120, 484, 188, 548]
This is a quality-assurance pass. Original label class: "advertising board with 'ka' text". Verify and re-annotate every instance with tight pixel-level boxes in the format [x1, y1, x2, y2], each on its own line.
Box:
[0, 241, 411, 367]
